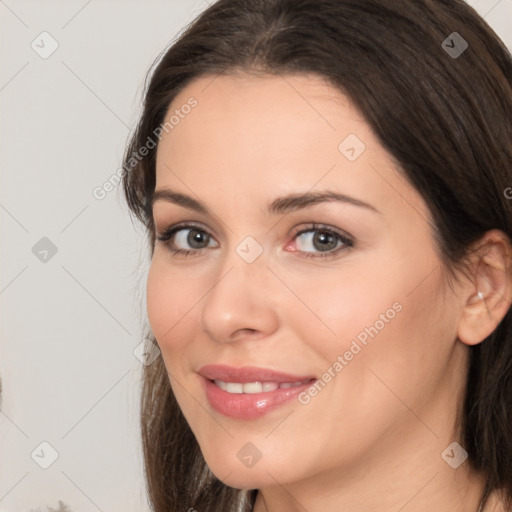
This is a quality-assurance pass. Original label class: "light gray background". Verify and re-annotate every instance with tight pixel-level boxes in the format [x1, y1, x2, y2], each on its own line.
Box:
[0, 1, 511, 511]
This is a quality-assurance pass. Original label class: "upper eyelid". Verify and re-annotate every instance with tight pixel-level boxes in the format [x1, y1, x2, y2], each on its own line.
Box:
[293, 224, 351, 237]
[156, 222, 217, 241]
[156, 222, 349, 236]
[157, 221, 213, 235]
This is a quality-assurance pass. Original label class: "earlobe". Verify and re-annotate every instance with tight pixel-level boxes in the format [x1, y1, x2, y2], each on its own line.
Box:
[457, 230, 512, 346]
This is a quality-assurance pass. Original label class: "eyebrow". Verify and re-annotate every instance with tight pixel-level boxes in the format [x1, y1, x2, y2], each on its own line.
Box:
[151, 189, 380, 215]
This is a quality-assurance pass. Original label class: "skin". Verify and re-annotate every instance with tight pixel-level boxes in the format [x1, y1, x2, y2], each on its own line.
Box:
[147, 73, 512, 512]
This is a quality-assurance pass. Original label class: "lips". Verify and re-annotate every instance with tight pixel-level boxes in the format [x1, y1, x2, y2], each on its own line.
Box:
[198, 364, 317, 420]
[198, 364, 316, 383]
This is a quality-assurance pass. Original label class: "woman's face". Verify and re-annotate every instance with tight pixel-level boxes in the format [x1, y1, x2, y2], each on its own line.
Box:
[148, 73, 468, 489]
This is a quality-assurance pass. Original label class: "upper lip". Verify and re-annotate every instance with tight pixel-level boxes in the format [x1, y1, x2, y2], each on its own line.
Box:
[198, 364, 316, 383]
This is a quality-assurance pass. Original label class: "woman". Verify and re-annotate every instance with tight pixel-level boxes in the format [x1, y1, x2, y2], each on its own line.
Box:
[122, 0, 512, 510]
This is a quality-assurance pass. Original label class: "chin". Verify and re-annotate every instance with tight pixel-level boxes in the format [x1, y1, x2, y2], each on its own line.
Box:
[203, 450, 303, 490]
[209, 468, 276, 490]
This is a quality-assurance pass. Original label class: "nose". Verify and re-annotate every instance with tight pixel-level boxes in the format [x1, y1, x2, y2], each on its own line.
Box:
[200, 253, 280, 344]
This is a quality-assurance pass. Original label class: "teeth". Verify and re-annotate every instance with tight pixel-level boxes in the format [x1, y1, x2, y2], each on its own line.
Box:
[280, 382, 303, 389]
[262, 382, 279, 392]
[214, 379, 227, 391]
[226, 382, 243, 393]
[214, 379, 309, 394]
[243, 382, 263, 393]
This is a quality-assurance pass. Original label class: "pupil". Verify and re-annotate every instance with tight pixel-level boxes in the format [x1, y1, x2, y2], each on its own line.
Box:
[188, 229, 207, 249]
[314, 232, 336, 251]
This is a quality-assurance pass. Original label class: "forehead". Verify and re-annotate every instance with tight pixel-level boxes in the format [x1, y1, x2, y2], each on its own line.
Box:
[154, 73, 428, 221]
[157, 72, 365, 163]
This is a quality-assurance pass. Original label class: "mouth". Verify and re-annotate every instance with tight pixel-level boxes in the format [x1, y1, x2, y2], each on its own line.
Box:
[198, 365, 317, 420]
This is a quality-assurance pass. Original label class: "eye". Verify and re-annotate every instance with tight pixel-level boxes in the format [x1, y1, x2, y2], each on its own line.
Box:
[155, 222, 353, 259]
[290, 224, 353, 258]
[156, 223, 218, 256]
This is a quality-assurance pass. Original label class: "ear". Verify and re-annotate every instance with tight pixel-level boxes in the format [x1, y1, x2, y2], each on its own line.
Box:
[457, 229, 512, 346]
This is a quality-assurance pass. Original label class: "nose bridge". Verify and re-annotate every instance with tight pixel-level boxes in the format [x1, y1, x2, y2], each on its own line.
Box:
[200, 241, 279, 343]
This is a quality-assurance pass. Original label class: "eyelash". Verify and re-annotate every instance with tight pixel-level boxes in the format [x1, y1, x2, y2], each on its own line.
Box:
[155, 222, 354, 259]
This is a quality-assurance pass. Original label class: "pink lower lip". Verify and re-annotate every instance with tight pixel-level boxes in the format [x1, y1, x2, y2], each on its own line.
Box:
[201, 377, 316, 420]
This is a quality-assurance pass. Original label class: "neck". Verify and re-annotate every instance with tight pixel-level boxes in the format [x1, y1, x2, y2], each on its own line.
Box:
[252, 412, 489, 512]
[251, 343, 503, 512]
[253, 462, 488, 512]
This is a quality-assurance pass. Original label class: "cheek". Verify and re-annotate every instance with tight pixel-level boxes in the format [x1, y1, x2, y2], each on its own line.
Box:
[279, 261, 397, 353]
[286, 248, 452, 407]
[147, 260, 172, 338]
[146, 258, 199, 350]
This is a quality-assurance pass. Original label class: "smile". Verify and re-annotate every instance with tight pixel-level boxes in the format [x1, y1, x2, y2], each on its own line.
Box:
[213, 379, 312, 393]
[198, 365, 317, 420]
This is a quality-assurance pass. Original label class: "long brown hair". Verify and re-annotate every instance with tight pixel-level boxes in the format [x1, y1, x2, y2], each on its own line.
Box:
[122, 1, 512, 510]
